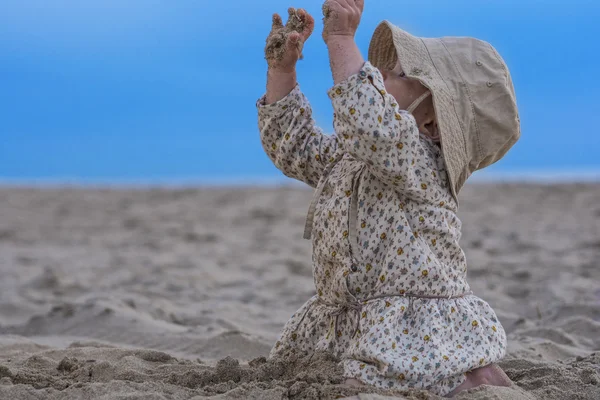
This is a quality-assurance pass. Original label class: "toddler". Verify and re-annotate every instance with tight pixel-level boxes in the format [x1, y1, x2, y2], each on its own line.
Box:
[256, 1, 520, 397]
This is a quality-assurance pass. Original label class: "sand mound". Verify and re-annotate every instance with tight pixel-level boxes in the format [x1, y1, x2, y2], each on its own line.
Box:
[0, 345, 425, 399]
[0, 341, 597, 399]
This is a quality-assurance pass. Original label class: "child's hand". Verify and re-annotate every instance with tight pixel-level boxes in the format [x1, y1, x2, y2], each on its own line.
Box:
[322, 0, 364, 45]
[265, 8, 315, 74]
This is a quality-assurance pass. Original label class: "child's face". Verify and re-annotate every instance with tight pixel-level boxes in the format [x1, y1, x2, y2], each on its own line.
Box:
[381, 60, 439, 142]
[380, 60, 429, 111]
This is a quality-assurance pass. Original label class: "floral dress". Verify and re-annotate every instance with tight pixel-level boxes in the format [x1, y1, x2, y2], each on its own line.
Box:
[256, 61, 506, 396]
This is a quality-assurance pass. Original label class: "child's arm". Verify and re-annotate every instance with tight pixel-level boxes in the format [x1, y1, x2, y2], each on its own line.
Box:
[258, 9, 339, 188]
[322, 0, 449, 205]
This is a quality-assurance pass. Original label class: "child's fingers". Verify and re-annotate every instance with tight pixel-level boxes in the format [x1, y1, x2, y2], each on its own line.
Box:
[355, 0, 364, 12]
[340, 0, 358, 10]
[284, 32, 302, 60]
[287, 7, 297, 23]
[327, 0, 351, 15]
[323, 0, 351, 25]
[288, 32, 300, 45]
[271, 13, 284, 31]
[297, 9, 315, 41]
[285, 7, 302, 30]
[327, 0, 361, 17]
[287, 32, 300, 51]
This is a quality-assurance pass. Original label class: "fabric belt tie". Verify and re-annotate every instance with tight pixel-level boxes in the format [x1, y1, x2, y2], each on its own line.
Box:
[348, 166, 366, 266]
[294, 291, 473, 341]
[304, 155, 363, 241]
[329, 301, 363, 339]
[299, 158, 473, 341]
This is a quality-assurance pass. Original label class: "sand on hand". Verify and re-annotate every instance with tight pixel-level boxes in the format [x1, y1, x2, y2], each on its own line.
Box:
[0, 184, 599, 399]
[265, 7, 307, 64]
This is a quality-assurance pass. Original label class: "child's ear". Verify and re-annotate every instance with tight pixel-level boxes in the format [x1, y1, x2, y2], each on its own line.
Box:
[419, 117, 440, 142]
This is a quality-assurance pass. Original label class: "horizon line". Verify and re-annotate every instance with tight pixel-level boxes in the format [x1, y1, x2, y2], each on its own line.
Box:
[0, 169, 599, 188]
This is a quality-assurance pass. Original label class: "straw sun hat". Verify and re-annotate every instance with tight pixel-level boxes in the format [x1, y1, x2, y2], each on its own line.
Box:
[368, 21, 521, 202]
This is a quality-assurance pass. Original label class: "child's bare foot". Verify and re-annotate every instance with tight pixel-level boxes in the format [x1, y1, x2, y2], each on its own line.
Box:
[446, 364, 512, 397]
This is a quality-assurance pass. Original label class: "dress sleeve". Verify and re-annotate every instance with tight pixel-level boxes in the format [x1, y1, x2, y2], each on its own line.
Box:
[257, 84, 340, 188]
[327, 61, 450, 205]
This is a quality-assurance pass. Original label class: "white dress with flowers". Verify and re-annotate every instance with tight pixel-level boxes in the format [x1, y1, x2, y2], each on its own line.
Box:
[256, 61, 506, 396]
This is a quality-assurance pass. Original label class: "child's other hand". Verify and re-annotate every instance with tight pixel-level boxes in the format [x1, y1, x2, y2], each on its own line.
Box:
[265, 8, 315, 73]
[322, 0, 364, 45]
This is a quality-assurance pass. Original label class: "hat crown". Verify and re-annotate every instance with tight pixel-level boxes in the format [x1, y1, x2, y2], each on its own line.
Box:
[368, 21, 521, 201]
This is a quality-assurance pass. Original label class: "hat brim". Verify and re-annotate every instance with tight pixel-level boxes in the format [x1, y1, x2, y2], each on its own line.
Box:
[368, 21, 468, 203]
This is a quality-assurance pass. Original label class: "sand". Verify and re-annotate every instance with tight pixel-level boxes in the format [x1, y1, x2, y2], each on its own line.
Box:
[265, 8, 307, 64]
[322, 3, 332, 20]
[0, 183, 599, 399]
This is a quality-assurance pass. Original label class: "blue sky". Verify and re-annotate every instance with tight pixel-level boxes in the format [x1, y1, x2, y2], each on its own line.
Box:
[1, 0, 599, 183]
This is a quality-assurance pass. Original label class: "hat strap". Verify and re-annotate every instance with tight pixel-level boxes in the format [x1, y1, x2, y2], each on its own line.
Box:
[407, 91, 431, 114]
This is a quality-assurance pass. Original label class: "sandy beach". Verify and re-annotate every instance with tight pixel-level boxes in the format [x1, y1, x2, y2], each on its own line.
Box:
[0, 183, 598, 399]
